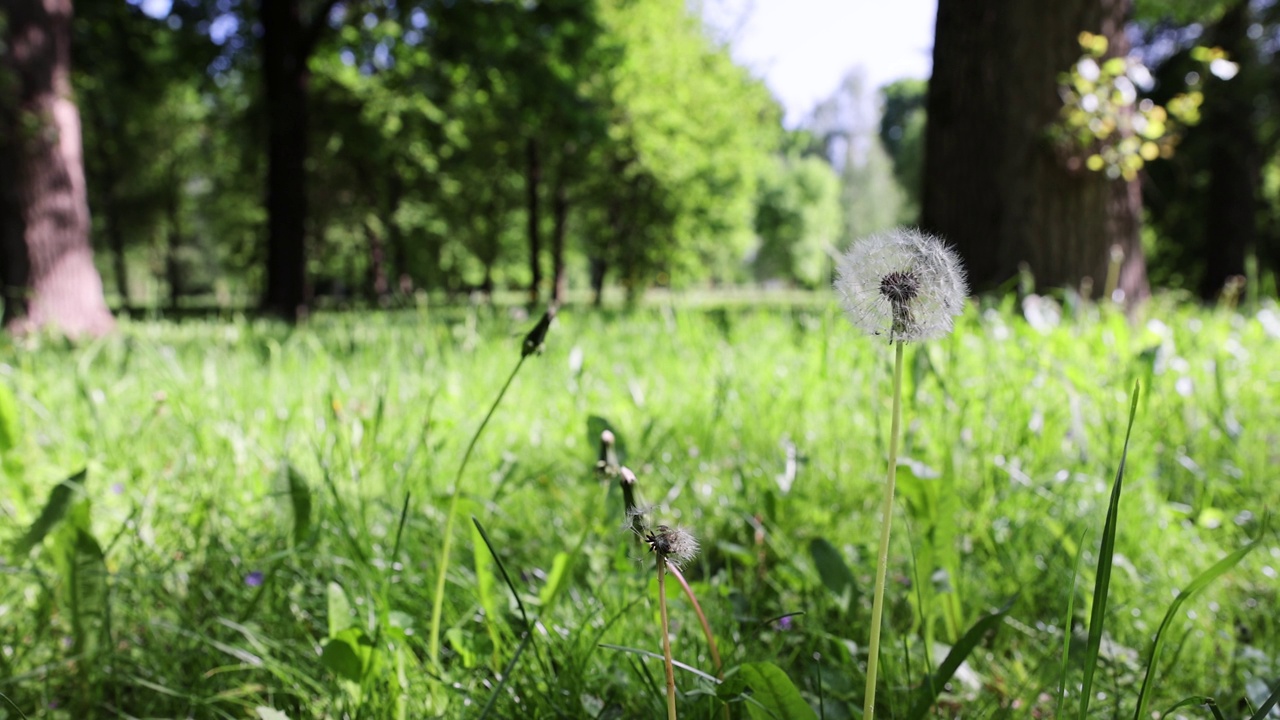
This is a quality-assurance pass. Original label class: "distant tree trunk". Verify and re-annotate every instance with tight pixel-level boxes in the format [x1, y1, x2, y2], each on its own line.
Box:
[363, 216, 388, 302]
[550, 174, 569, 304]
[1198, 1, 1257, 299]
[83, 102, 129, 306]
[386, 173, 413, 296]
[526, 137, 542, 306]
[260, 0, 339, 321]
[0, 0, 114, 336]
[923, 0, 1148, 301]
[165, 162, 183, 311]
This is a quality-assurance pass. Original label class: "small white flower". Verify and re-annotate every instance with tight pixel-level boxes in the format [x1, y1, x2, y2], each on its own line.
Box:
[834, 228, 968, 342]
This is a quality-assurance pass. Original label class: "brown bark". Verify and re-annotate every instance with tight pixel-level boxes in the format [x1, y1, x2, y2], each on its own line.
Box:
[922, 0, 1148, 301]
[0, 0, 114, 336]
[550, 174, 569, 304]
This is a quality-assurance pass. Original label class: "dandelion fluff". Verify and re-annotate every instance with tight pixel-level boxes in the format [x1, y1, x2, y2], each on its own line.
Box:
[834, 228, 968, 342]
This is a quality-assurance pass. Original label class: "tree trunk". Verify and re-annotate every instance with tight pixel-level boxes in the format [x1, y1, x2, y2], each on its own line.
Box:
[363, 216, 388, 303]
[260, 0, 323, 321]
[0, 0, 114, 336]
[1198, 1, 1257, 299]
[526, 137, 542, 306]
[550, 174, 569, 304]
[165, 161, 184, 311]
[922, 0, 1147, 301]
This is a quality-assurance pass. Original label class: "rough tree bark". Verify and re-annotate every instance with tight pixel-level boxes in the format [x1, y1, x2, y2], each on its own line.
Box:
[0, 0, 114, 336]
[260, 0, 340, 321]
[922, 0, 1148, 301]
[550, 172, 569, 304]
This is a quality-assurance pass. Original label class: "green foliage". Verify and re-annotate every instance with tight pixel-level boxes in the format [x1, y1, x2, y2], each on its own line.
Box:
[878, 78, 928, 218]
[753, 153, 842, 286]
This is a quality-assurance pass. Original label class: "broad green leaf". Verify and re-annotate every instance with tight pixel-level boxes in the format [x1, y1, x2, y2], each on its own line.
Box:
[51, 520, 108, 658]
[13, 469, 88, 558]
[737, 661, 817, 720]
[537, 552, 572, 607]
[0, 381, 18, 452]
[283, 464, 312, 546]
[320, 627, 373, 683]
[808, 537, 856, 609]
[327, 582, 353, 638]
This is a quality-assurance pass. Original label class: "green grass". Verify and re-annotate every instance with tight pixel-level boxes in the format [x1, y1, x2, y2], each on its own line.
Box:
[1, 295, 1276, 719]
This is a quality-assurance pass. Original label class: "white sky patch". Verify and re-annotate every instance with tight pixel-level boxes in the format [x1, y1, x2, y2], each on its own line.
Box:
[701, 0, 937, 127]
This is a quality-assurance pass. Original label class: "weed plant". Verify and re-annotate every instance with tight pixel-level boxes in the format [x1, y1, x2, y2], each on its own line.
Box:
[0, 296, 1277, 718]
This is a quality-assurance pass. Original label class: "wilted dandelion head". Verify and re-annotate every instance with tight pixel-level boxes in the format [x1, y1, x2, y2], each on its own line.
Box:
[645, 525, 699, 570]
[834, 228, 968, 342]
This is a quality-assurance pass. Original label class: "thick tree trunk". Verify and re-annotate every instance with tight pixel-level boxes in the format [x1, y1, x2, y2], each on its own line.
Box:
[363, 216, 388, 302]
[1198, 1, 1257, 299]
[922, 0, 1147, 301]
[0, 0, 114, 336]
[550, 175, 569, 304]
[526, 137, 542, 306]
[260, 0, 339, 320]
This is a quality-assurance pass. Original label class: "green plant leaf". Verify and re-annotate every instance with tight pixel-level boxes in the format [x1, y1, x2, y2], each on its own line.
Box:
[12, 469, 88, 558]
[737, 661, 817, 720]
[906, 599, 1013, 719]
[1078, 382, 1141, 720]
[808, 537, 856, 610]
[538, 551, 572, 607]
[327, 581, 353, 638]
[0, 381, 19, 452]
[282, 464, 312, 546]
[1250, 679, 1280, 720]
[320, 626, 373, 682]
[254, 707, 291, 720]
[1133, 538, 1264, 720]
[51, 520, 108, 658]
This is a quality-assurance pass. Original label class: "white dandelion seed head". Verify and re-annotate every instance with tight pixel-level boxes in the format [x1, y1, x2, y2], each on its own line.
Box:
[834, 227, 969, 342]
[646, 525, 699, 569]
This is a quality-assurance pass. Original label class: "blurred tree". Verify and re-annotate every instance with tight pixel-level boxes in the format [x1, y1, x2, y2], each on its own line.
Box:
[923, 0, 1148, 300]
[0, 0, 114, 335]
[878, 78, 927, 221]
[809, 70, 907, 244]
[752, 151, 842, 287]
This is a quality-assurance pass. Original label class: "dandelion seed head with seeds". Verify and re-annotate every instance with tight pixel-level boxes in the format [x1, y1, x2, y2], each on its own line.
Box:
[834, 228, 968, 342]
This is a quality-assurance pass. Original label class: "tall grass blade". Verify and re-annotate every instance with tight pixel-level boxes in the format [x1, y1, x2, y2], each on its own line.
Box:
[1159, 697, 1216, 716]
[1250, 679, 1280, 720]
[1133, 538, 1263, 720]
[1076, 382, 1140, 720]
[1056, 526, 1091, 718]
[905, 598, 1013, 720]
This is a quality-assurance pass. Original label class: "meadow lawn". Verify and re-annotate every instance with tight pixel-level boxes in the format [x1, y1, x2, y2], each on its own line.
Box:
[1, 294, 1277, 719]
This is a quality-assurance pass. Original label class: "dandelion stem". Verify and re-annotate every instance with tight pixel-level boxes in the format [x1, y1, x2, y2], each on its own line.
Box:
[864, 340, 905, 719]
[658, 554, 678, 720]
[666, 561, 722, 676]
[428, 356, 526, 670]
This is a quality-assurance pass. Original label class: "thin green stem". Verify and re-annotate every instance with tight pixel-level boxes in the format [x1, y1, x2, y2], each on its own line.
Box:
[658, 555, 678, 720]
[428, 356, 526, 669]
[864, 340, 905, 720]
[666, 561, 722, 677]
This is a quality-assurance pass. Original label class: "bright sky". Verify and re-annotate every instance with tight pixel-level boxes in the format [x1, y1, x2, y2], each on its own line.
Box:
[701, 0, 938, 127]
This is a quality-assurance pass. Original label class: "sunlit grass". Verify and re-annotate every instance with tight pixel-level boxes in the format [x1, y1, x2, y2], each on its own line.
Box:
[1, 295, 1276, 718]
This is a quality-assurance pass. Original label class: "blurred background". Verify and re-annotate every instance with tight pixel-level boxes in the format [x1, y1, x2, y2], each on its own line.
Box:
[2, 0, 1277, 331]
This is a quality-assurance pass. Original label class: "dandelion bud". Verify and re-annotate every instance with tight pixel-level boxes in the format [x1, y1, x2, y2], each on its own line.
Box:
[834, 228, 968, 343]
[521, 306, 556, 357]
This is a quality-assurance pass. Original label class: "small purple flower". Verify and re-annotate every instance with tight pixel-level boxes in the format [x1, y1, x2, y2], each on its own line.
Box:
[774, 616, 794, 631]
[111, 482, 125, 495]
[244, 571, 264, 587]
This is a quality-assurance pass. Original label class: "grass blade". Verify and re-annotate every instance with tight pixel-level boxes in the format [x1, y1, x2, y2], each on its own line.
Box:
[905, 598, 1014, 720]
[1077, 381, 1140, 720]
[1250, 679, 1280, 720]
[1056, 526, 1090, 718]
[12, 469, 87, 558]
[1133, 538, 1264, 720]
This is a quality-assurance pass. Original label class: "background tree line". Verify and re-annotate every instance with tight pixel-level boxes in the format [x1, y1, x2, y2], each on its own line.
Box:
[1, 0, 1277, 333]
